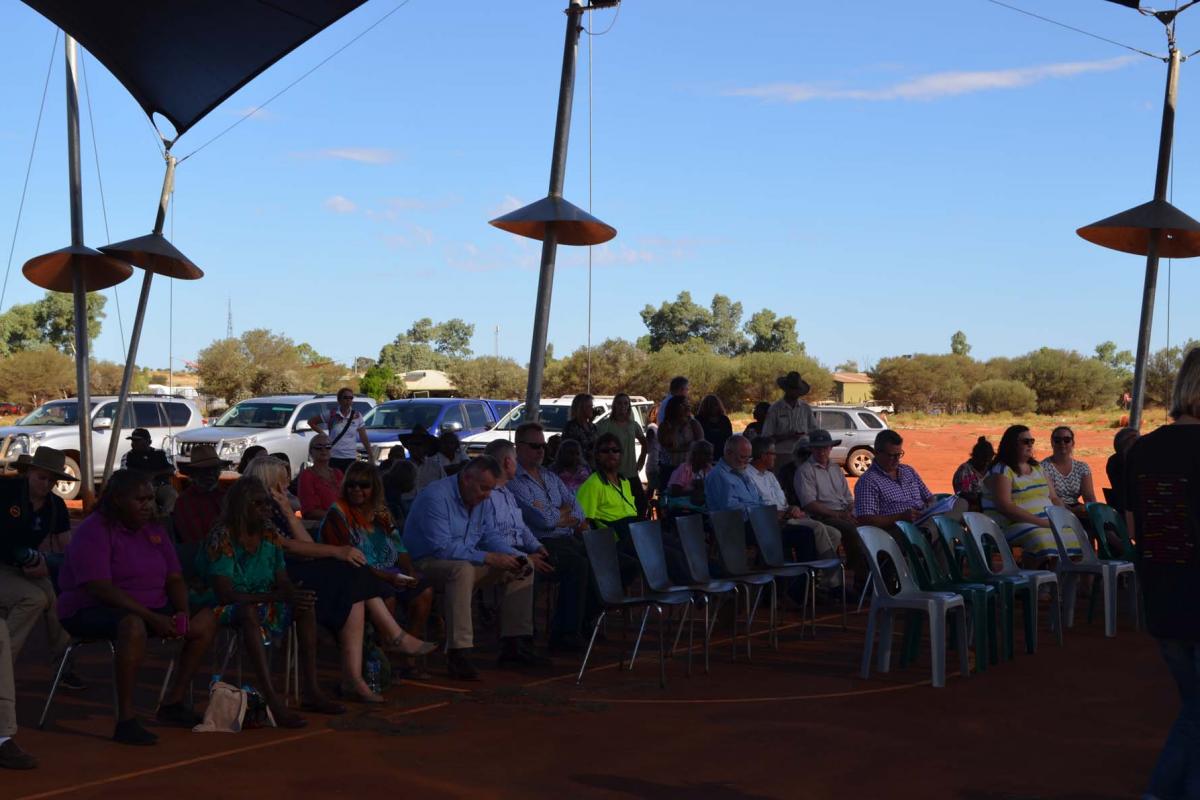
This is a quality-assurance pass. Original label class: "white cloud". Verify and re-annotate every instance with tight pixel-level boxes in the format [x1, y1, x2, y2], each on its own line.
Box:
[293, 148, 397, 164]
[488, 195, 525, 218]
[727, 56, 1138, 103]
[323, 195, 357, 214]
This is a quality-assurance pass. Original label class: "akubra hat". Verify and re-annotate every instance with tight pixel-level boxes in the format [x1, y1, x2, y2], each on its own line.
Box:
[179, 443, 228, 471]
[795, 428, 841, 453]
[13, 448, 78, 482]
[776, 371, 811, 395]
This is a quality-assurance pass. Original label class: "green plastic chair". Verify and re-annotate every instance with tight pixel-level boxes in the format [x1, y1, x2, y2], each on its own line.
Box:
[1086, 502, 1137, 562]
[895, 521, 996, 672]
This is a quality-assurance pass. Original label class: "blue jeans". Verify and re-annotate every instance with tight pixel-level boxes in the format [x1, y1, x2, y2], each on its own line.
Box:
[1148, 639, 1200, 800]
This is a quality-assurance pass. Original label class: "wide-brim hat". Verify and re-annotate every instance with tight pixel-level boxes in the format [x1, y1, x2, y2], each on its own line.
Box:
[776, 371, 811, 395]
[795, 428, 841, 451]
[180, 443, 229, 471]
[14, 448, 78, 481]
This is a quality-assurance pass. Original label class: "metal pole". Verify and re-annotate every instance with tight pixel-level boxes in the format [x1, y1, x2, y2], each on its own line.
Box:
[1130, 44, 1180, 430]
[100, 157, 175, 487]
[523, 0, 584, 423]
[65, 35, 95, 506]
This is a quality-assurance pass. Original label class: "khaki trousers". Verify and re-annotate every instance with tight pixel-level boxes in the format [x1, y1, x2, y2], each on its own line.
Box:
[0, 619, 13, 736]
[417, 559, 533, 650]
[0, 563, 70, 659]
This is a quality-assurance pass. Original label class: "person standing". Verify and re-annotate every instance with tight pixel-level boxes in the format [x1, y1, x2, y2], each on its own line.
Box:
[658, 376, 689, 428]
[1126, 348, 1200, 800]
[309, 388, 373, 472]
[761, 371, 816, 472]
[596, 393, 648, 481]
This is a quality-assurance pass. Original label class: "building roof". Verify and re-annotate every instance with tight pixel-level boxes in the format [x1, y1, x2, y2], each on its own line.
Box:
[402, 370, 456, 392]
[831, 372, 872, 384]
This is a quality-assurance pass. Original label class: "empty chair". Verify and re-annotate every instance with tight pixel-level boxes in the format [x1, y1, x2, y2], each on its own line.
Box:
[857, 526, 969, 688]
[1086, 501, 1137, 562]
[673, 514, 740, 672]
[579, 528, 693, 688]
[709, 509, 776, 659]
[747, 505, 846, 636]
[962, 511, 1063, 652]
[629, 520, 699, 675]
[1045, 505, 1138, 638]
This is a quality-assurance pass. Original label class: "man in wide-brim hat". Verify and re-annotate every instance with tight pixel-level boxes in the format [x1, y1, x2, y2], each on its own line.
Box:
[761, 371, 817, 472]
[0, 448, 82, 768]
[171, 444, 230, 545]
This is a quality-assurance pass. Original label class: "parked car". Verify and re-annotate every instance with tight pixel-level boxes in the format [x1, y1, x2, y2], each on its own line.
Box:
[0, 403, 23, 415]
[357, 398, 516, 461]
[811, 405, 889, 477]
[173, 394, 375, 475]
[0, 395, 205, 499]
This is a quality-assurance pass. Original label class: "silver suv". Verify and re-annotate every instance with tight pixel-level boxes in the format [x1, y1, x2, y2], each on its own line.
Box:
[812, 405, 889, 477]
[173, 394, 375, 475]
[0, 395, 205, 499]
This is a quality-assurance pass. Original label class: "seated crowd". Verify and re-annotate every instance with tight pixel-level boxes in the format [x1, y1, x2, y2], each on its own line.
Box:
[0, 374, 1129, 769]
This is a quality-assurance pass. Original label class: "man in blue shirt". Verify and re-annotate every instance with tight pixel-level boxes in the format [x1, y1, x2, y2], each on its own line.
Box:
[704, 435, 765, 515]
[402, 456, 538, 680]
[503, 425, 593, 652]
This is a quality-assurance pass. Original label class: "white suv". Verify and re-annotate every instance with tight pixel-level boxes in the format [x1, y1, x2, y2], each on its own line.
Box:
[0, 395, 204, 499]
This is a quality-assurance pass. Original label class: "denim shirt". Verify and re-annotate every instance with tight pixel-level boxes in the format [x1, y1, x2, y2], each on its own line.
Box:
[704, 458, 764, 514]
[402, 474, 516, 565]
[481, 485, 543, 554]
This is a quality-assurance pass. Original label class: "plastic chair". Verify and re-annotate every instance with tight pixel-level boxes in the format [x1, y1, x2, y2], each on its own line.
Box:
[747, 505, 846, 637]
[1045, 505, 1138, 638]
[629, 520, 699, 676]
[673, 514, 739, 672]
[709, 509, 777, 659]
[579, 528, 693, 688]
[40, 638, 176, 729]
[961, 512, 1063, 652]
[1086, 502, 1137, 562]
[933, 516, 1022, 661]
[856, 526, 969, 688]
[895, 520, 996, 671]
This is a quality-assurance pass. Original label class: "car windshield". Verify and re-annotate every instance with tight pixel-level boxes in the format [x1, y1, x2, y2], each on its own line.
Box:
[18, 401, 89, 426]
[363, 403, 441, 430]
[212, 402, 296, 429]
[494, 404, 570, 432]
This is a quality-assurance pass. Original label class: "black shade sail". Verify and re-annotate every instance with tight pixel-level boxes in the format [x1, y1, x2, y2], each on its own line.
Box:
[21, 0, 367, 138]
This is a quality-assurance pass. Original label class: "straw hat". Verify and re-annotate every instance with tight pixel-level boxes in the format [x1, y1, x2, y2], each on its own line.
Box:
[179, 443, 228, 471]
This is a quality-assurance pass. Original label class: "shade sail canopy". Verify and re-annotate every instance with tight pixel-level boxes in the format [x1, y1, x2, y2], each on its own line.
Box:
[23, 245, 133, 292]
[489, 195, 617, 246]
[100, 233, 203, 280]
[1077, 199, 1200, 258]
[22, 0, 367, 138]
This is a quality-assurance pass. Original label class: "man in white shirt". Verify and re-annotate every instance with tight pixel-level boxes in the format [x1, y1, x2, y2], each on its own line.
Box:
[793, 429, 865, 585]
[309, 388, 373, 471]
[748, 437, 842, 588]
[761, 371, 816, 472]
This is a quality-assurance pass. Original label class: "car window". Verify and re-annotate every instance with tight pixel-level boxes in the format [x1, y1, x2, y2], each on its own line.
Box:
[365, 403, 441, 430]
[295, 402, 331, 431]
[494, 404, 571, 432]
[857, 412, 883, 429]
[465, 403, 489, 428]
[351, 401, 373, 417]
[214, 402, 298, 429]
[441, 404, 466, 429]
[163, 402, 192, 426]
[133, 402, 163, 427]
[817, 410, 852, 431]
[92, 402, 134, 428]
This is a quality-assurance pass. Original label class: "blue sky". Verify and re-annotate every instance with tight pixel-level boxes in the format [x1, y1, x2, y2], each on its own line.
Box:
[1, 0, 1197, 375]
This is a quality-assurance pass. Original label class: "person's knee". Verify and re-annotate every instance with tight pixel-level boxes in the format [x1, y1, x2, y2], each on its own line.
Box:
[118, 613, 148, 644]
[188, 608, 216, 641]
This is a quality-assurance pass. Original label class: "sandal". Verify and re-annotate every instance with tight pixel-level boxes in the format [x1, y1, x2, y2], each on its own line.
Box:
[382, 632, 438, 657]
[337, 683, 385, 705]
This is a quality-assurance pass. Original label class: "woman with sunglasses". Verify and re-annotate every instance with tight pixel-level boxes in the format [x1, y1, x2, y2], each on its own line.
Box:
[981, 425, 1072, 568]
[319, 463, 436, 675]
[298, 434, 342, 521]
[1039, 426, 1097, 520]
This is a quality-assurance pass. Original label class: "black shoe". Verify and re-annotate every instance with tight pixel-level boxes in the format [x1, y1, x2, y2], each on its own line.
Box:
[156, 702, 203, 728]
[497, 637, 552, 668]
[549, 635, 583, 654]
[0, 739, 37, 770]
[446, 648, 480, 681]
[113, 718, 159, 746]
[58, 670, 87, 691]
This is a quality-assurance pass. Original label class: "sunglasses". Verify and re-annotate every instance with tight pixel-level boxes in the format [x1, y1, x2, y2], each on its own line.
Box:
[311, 444, 332, 451]
[345, 480, 372, 490]
[337, 396, 353, 402]
[1051, 437, 1073, 444]
[1019, 438, 1036, 446]
[597, 447, 622, 455]
[518, 441, 546, 450]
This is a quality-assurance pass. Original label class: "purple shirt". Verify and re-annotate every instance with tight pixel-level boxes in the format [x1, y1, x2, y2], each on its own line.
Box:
[57, 512, 181, 621]
[853, 463, 932, 518]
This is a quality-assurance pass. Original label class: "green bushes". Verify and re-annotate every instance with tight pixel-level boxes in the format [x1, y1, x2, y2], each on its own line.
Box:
[968, 379, 1037, 414]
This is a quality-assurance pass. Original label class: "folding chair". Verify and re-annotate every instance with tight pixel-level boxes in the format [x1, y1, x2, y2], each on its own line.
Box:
[40, 638, 176, 729]
[578, 528, 693, 688]
[629, 521, 698, 676]
[857, 526, 969, 688]
[709, 509, 776, 659]
[747, 505, 846, 636]
[1045, 505, 1137, 638]
[673, 514, 739, 673]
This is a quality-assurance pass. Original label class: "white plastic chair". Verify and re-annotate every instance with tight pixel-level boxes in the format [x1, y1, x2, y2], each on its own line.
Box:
[962, 512, 1063, 650]
[1044, 505, 1138, 638]
[857, 526, 969, 688]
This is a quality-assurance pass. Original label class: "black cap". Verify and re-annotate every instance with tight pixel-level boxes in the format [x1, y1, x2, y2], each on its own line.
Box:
[127, 428, 151, 441]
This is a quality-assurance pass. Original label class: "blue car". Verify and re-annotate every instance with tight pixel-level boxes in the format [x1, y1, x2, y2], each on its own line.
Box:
[358, 398, 515, 460]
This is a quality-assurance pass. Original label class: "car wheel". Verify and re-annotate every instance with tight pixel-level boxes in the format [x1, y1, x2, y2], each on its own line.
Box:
[53, 456, 81, 501]
[845, 447, 873, 477]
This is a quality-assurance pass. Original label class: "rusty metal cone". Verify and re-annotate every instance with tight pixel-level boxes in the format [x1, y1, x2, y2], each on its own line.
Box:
[489, 195, 616, 246]
[22, 245, 133, 292]
[1077, 199, 1200, 258]
[100, 233, 203, 279]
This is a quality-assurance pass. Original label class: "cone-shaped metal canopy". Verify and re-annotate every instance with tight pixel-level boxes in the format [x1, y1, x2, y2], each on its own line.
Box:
[1077, 198, 1200, 258]
[100, 233, 203, 280]
[489, 195, 616, 246]
[22, 245, 133, 292]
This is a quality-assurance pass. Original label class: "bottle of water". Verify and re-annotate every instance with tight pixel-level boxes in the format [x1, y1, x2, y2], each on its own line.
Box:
[364, 651, 382, 694]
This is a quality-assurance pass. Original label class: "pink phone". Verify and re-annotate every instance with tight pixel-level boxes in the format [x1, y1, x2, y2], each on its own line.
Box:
[174, 613, 188, 636]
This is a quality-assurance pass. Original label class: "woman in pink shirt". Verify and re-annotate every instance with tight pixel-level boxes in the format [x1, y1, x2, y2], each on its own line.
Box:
[58, 470, 216, 746]
[298, 434, 343, 520]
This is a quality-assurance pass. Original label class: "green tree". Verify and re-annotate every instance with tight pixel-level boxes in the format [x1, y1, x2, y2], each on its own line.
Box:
[744, 309, 803, 354]
[195, 338, 253, 405]
[870, 354, 984, 413]
[89, 361, 128, 395]
[1145, 339, 1200, 406]
[357, 365, 406, 401]
[448, 357, 527, 399]
[377, 317, 476, 373]
[950, 330, 971, 357]
[543, 339, 650, 397]
[0, 291, 106, 356]
[968, 379, 1037, 414]
[717, 352, 833, 412]
[0, 347, 76, 406]
[1007, 348, 1121, 413]
[639, 291, 712, 352]
[707, 294, 747, 356]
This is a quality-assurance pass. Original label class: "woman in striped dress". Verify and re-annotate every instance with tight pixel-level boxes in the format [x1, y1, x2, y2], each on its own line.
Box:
[981, 425, 1074, 568]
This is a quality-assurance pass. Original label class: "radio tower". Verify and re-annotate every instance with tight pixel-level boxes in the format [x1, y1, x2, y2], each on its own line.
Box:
[226, 297, 233, 339]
